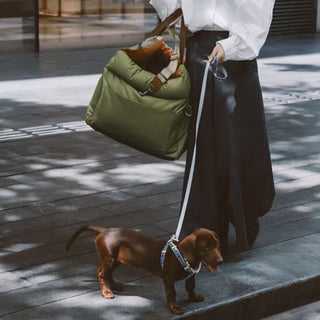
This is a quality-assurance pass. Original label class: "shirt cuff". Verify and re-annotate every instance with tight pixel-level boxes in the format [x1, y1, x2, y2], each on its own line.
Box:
[217, 34, 259, 61]
[216, 37, 236, 62]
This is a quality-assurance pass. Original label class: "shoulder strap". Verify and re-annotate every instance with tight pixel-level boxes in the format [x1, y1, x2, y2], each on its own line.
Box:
[145, 8, 183, 39]
[179, 16, 187, 64]
[145, 8, 187, 65]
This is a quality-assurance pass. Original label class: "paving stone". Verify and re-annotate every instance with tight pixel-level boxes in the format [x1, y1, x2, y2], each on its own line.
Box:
[0, 183, 100, 211]
[0, 285, 171, 320]
[0, 271, 33, 293]
[98, 190, 182, 215]
[0, 237, 95, 273]
[120, 177, 184, 197]
[0, 206, 42, 224]
[273, 165, 320, 184]
[1, 222, 167, 256]
[28, 189, 135, 216]
[0, 206, 113, 239]
[303, 215, 320, 233]
[1, 152, 155, 182]
[0, 274, 98, 317]
[130, 224, 170, 239]
[12, 250, 150, 291]
[0, 204, 178, 273]
[0, 173, 41, 187]
[0, 158, 22, 170]
[271, 185, 320, 210]
[275, 174, 320, 194]
[11, 253, 99, 288]
[0, 148, 22, 160]
[1, 163, 184, 212]
[153, 217, 180, 235]
[251, 234, 320, 279]
[77, 203, 180, 232]
[255, 217, 318, 248]
[303, 199, 320, 210]
[272, 154, 320, 173]
[1, 224, 87, 253]
[261, 204, 320, 228]
[0, 132, 138, 159]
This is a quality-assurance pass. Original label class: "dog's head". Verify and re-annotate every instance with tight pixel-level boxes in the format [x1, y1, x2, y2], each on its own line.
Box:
[193, 228, 223, 273]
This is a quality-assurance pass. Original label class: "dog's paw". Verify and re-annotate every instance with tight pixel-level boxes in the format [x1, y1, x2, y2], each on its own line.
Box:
[189, 292, 204, 302]
[170, 303, 186, 315]
[101, 290, 114, 299]
[110, 282, 124, 291]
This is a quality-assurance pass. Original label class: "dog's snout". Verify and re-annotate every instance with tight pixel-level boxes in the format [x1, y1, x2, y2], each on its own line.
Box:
[217, 257, 223, 265]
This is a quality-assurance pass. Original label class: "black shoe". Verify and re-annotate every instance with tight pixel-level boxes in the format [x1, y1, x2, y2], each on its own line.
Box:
[246, 218, 260, 246]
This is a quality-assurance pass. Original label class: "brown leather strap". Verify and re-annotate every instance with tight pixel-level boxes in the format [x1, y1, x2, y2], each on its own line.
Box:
[145, 8, 183, 39]
[179, 16, 187, 64]
[144, 8, 187, 65]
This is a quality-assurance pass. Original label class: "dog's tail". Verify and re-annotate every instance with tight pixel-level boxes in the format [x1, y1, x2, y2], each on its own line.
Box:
[65, 225, 106, 251]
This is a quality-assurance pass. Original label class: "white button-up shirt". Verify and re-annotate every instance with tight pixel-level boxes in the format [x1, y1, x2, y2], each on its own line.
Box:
[149, 0, 275, 61]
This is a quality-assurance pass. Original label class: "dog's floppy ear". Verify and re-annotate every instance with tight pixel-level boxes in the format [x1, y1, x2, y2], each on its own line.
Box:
[211, 230, 219, 242]
[195, 229, 219, 251]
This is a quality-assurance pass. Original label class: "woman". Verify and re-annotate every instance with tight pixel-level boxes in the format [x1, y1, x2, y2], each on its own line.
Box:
[150, 0, 275, 252]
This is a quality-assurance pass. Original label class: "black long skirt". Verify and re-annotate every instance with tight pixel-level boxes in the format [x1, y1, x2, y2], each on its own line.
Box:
[179, 31, 275, 251]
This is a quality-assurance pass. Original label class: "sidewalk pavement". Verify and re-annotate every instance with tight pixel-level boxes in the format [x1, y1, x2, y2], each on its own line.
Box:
[0, 33, 320, 320]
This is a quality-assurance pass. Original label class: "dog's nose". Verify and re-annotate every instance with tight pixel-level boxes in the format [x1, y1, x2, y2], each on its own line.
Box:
[217, 257, 223, 265]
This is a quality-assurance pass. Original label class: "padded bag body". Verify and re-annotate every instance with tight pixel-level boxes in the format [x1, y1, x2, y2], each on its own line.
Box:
[86, 11, 191, 160]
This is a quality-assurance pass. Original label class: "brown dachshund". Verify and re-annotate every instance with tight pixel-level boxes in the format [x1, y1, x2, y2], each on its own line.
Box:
[66, 226, 223, 314]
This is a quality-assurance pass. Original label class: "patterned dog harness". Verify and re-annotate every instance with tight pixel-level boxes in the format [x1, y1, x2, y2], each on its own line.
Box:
[160, 235, 202, 276]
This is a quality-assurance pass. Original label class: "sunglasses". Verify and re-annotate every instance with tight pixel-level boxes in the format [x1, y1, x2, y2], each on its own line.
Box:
[210, 56, 227, 81]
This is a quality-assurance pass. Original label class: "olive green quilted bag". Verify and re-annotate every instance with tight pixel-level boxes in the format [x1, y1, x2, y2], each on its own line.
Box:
[86, 9, 191, 160]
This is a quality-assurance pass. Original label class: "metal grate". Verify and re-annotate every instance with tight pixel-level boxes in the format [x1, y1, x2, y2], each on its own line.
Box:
[270, 0, 318, 35]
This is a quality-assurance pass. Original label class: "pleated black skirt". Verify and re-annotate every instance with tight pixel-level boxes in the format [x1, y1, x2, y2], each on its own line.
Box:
[179, 31, 275, 251]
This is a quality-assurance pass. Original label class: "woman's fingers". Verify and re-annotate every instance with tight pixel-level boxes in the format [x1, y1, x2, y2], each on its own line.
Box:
[208, 44, 225, 63]
[208, 47, 218, 61]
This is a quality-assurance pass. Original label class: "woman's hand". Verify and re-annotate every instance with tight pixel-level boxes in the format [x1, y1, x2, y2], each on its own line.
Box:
[208, 43, 225, 63]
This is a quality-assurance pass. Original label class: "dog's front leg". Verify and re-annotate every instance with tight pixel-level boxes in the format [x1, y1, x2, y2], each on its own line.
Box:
[185, 275, 204, 302]
[163, 276, 185, 314]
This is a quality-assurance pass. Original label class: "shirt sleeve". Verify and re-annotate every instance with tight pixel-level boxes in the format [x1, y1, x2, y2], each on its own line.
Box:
[217, 0, 275, 61]
[149, 0, 181, 21]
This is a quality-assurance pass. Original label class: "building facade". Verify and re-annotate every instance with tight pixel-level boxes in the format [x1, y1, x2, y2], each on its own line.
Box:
[0, 0, 319, 54]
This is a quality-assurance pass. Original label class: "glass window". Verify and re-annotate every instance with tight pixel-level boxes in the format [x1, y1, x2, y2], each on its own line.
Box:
[0, 0, 37, 53]
[38, 0, 159, 51]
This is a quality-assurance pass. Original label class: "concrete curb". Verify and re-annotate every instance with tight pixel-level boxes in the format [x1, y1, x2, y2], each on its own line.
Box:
[179, 275, 320, 320]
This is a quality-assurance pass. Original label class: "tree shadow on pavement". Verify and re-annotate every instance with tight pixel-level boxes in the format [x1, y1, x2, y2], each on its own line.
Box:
[1, 37, 320, 318]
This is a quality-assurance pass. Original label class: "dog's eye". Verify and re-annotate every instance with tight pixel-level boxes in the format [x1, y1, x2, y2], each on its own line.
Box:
[201, 246, 210, 254]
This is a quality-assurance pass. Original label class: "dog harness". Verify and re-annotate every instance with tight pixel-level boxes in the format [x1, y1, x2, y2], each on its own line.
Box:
[160, 235, 202, 276]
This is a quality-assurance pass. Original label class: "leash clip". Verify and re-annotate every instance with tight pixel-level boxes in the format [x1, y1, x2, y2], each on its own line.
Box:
[210, 55, 228, 81]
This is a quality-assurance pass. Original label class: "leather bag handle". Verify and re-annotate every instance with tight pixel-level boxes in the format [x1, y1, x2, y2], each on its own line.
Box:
[145, 8, 187, 65]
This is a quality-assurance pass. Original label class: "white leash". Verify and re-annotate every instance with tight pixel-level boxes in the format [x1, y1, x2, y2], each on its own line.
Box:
[160, 57, 227, 272]
[175, 59, 212, 240]
[159, 60, 211, 274]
